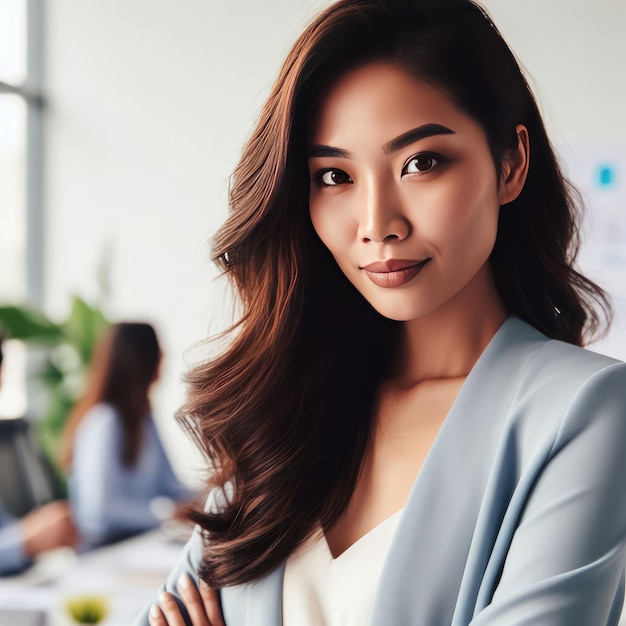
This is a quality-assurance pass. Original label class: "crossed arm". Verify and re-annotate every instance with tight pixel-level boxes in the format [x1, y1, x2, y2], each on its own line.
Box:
[148, 575, 224, 626]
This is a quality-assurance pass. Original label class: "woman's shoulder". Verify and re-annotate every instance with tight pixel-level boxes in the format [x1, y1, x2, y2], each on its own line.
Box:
[76, 402, 121, 436]
[532, 333, 624, 394]
[82, 401, 118, 421]
[506, 324, 626, 456]
[505, 316, 623, 387]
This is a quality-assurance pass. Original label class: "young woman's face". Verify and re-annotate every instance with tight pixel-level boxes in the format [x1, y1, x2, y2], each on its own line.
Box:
[308, 63, 511, 323]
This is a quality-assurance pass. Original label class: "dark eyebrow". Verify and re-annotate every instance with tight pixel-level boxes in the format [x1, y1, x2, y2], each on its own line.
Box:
[308, 145, 352, 159]
[383, 123, 455, 154]
[308, 123, 455, 159]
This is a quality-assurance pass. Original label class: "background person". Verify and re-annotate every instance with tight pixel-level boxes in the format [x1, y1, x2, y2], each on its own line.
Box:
[61, 322, 194, 548]
[0, 499, 78, 575]
[0, 333, 78, 575]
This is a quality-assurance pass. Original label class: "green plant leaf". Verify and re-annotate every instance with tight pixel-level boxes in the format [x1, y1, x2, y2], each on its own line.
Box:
[43, 386, 76, 432]
[0, 305, 63, 343]
[1, 295, 109, 487]
[61, 296, 109, 365]
[39, 355, 65, 387]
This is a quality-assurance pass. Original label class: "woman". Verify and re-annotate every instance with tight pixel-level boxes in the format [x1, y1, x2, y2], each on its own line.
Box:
[62, 322, 192, 548]
[142, 0, 626, 624]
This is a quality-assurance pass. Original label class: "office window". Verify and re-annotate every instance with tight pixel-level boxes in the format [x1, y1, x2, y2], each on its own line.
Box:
[0, 95, 27, 302]
[0, 0, 27, 302]
[0, 0, 42, 417]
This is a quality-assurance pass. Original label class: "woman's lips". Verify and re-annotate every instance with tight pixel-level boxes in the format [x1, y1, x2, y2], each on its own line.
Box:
[361, 259, 430, 288]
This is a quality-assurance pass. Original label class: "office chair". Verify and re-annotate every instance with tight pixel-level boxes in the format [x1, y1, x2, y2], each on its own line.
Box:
[0, 417, 62, 517]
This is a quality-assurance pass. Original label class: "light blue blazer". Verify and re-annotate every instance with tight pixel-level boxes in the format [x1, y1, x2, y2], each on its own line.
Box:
[135, 316, 626, 625]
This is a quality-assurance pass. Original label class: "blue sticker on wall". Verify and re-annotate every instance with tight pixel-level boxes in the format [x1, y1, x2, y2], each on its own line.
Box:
[597, 164, 617, 188]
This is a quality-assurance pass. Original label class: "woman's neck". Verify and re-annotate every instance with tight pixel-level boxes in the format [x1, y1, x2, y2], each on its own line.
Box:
[392, 268, 507, 386]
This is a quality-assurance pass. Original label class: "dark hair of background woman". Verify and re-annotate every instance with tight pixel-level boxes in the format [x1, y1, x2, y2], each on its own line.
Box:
[61, 322, 161, 471]
[178, 0, 612, 587]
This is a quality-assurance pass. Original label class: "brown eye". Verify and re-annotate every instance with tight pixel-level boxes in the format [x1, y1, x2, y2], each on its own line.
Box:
[402, 154, 439, 175]
[320, 169, 352, 186]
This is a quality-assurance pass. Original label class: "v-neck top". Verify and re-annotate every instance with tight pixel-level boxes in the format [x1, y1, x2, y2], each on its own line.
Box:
[282, 509, 404, 626]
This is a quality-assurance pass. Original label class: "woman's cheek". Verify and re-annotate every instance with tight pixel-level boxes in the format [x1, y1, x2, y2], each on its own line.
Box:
[310, 204, 350, 253]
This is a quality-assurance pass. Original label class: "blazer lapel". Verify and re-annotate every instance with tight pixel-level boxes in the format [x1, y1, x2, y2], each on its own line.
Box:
[369, 317, 545, 625]
[223, 317, 547, 626]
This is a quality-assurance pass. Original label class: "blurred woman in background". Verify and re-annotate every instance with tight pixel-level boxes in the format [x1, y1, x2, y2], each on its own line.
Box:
[0, 333, 78, 574]
[62, 322, 193, 548]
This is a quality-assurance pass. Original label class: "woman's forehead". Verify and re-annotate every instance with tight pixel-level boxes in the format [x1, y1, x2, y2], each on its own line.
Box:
[308, 63, 480, 151]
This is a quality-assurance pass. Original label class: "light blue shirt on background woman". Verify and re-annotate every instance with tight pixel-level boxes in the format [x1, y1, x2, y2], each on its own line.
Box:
[69, 402, 193, 548]
[0, 501, 30, 574]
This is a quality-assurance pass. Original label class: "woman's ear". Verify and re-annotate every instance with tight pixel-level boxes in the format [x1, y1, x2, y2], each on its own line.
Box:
[499, 124, 530, 205]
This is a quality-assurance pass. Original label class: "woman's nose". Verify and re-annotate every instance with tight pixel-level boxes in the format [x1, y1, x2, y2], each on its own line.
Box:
[357, 183, 410, 243]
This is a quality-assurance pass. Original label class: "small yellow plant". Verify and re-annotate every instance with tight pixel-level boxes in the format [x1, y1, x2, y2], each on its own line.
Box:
[65, 595, 109, 624]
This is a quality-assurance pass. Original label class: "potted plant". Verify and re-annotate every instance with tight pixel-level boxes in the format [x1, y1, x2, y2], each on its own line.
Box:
[65, 595, 110, 624]
[0, 295, 109, 487]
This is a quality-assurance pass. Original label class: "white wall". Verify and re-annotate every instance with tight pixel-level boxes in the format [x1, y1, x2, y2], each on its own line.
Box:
[43, 0, 327, 478]
[43, 0, 626, 477]
[482, 0, 626, 142]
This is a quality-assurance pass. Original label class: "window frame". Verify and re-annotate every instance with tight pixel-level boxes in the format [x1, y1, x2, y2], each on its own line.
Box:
[0, 0, 44, 308]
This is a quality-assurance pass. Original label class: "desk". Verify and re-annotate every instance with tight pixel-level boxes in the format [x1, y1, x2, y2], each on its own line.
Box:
[4, 533, 626, 626]
[0, 528, 187, 626]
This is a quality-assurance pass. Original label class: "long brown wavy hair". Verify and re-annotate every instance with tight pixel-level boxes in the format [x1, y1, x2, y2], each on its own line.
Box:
[61, 322, 162, 471]
[180, 0, 612, 587]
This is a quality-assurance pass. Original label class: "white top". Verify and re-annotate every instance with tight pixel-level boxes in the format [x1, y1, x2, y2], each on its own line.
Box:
[282, 509, 404, 626]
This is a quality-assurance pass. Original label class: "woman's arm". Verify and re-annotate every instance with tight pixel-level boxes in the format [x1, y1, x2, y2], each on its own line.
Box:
[133, 485, 233, 626]
[133, 524, 202, 626]
[0, 500, 79, 574]
[0, 505, 31, 574]
[470, 362, 626, 625]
